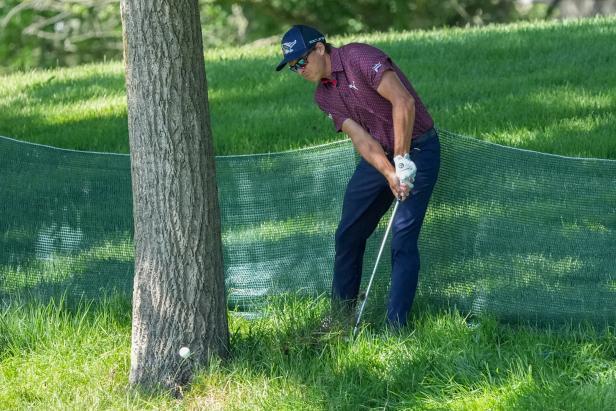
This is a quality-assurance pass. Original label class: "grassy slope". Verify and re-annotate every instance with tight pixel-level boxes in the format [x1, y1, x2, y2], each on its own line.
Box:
[0, 17, 614, 157]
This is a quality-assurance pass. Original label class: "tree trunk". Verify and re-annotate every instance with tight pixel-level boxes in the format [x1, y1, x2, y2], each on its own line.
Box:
[120, 0, 229, 390]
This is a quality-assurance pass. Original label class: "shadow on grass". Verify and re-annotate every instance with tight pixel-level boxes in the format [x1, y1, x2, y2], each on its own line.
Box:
[0, 68, 130, 152]
[23, 71, 126, 106]
[0, 107, 129, 153]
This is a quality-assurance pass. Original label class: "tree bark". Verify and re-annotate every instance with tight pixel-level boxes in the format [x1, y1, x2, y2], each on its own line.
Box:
[546, 0, 564, 18]
[120, 0, 229, 390]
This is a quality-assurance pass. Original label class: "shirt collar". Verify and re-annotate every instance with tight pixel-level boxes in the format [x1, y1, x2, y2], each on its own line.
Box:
[319, 47, 342, 88]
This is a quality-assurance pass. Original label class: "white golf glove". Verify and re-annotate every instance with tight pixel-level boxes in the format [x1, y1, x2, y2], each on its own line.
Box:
[394, 153, 417, 191]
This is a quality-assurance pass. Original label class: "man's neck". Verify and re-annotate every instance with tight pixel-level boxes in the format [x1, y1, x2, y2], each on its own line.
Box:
[323, 53, 333, 79]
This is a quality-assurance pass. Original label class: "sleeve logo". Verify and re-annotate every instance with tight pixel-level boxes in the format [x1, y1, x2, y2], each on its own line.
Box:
[372, 62, 382, 73]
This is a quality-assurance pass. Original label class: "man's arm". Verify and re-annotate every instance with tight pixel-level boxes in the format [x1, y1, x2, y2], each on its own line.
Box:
[341, 118, 408, 200]
[376, 70, 415, 157]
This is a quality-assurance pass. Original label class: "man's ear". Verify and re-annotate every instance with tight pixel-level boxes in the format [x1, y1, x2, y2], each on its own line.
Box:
[316, 42, 326, 55]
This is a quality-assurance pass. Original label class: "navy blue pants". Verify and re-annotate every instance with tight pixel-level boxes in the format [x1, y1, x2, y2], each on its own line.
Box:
[333, 128, 441, 326]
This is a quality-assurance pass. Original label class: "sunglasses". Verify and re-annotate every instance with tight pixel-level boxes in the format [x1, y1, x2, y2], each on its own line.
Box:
[289, 48, 315, 72]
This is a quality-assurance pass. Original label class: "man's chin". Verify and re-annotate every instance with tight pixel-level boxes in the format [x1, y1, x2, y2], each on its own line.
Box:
[305, 76, 318, 84]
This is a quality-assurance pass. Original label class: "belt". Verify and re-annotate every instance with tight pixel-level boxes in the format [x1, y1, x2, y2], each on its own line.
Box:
[412, 127, 437, 145]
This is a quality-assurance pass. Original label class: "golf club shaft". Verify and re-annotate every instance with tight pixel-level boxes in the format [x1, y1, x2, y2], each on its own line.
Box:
[353, 200, 400, 337]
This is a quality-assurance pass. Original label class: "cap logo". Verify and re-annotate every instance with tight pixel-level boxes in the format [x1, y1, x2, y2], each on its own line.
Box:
[307, 36, 325, 45]
[282, 40, 297, 55]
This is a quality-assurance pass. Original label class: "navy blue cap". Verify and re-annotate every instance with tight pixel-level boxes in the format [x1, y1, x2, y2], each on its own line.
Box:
[275, 25, 326, 71]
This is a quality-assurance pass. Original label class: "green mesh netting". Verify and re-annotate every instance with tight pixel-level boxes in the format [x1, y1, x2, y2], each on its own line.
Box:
[1, 130, 615, 324]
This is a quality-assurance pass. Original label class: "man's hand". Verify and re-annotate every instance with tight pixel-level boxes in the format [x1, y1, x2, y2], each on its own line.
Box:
[393, 154, 417, 201]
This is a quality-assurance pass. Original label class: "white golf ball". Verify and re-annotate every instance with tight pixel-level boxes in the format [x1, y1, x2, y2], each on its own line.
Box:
[179, 346, 190, 359]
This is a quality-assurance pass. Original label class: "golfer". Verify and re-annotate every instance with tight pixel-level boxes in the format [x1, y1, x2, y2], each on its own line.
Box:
[275, 25, 440, 327]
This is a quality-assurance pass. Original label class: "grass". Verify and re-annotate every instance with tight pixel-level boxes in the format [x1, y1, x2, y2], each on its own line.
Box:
[1, 295, 616, 410]
[0, 17, 615, 158]
[2, 16, 616, 410]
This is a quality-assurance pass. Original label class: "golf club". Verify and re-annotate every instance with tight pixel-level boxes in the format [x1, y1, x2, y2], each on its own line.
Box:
[353, 199, 400, 338]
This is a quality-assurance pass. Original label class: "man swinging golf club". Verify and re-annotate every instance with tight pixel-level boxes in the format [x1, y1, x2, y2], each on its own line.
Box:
[275, 25, 441, 329]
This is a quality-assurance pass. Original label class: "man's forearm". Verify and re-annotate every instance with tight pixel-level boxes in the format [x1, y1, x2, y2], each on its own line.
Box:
[355, 132, 394, 177]
[342, 118, 395, 179]
[392, 97, 415, 157]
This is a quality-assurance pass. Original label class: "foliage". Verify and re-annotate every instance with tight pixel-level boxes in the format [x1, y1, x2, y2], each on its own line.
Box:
[228, 0, 537, 42]
[0, 0, 241, 72]
[0, 0, 122, 72]
[0, 0, 546, 72]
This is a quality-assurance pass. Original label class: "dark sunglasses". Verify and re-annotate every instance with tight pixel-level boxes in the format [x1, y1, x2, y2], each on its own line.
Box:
[289, 48, 314, 72]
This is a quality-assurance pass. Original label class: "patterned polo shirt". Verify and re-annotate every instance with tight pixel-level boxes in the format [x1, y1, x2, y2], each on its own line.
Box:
[314, 43, 434, 152]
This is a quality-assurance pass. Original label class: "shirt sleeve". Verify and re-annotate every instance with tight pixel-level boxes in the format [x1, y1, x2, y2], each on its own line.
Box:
[349, 44, 395, 91]
[315, 94, 348, 133]
[327, 110, 347, 133]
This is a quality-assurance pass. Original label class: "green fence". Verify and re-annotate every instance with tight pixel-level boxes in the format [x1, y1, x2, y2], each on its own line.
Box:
[1, 130, 615, 325]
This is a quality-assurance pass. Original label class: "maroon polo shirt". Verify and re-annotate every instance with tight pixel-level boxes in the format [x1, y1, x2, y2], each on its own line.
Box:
[314, 43, 434, 152]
